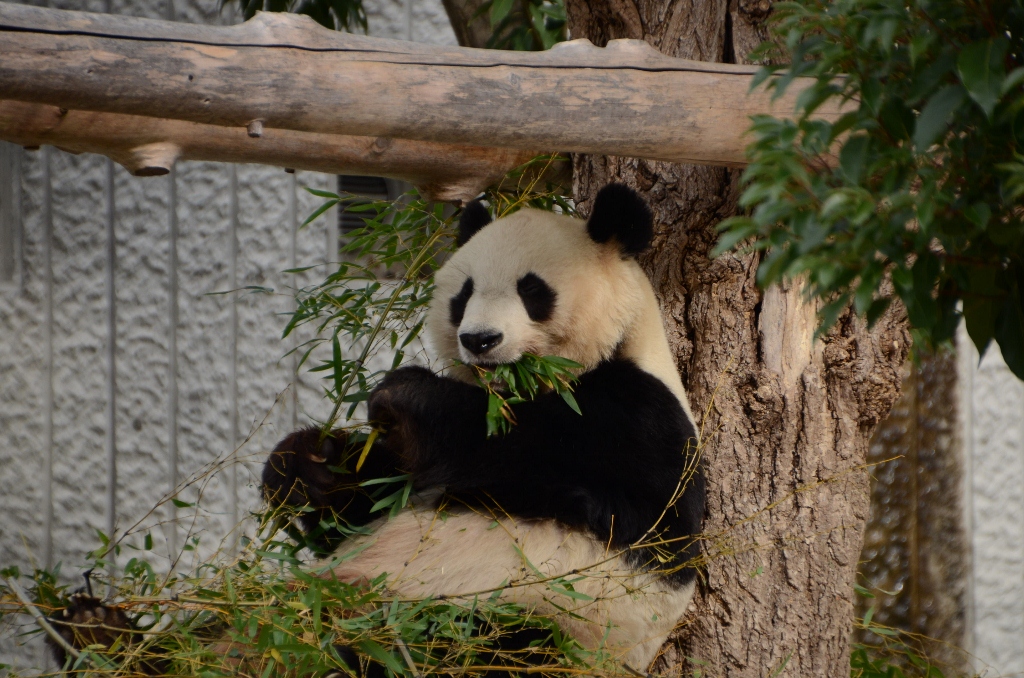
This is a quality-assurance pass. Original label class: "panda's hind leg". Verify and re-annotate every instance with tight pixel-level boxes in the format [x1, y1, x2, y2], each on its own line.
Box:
[327, 614, 556, 678]
[46, 592, 135, 671]
[470, 617, 561, 677]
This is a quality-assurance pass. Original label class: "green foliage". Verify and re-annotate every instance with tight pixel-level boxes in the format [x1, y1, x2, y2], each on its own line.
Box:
[222, 0, 366, 32]
[851, 645, 946, 678]
[849, 584, 970, 677]
[466, 353, 583, 437]
[851, 613, 950, 678]
[1, 509, 603, 678]
[717, 0, 1024, 375]
[474, 0, 567, 50]
[286, 192, 451, 429]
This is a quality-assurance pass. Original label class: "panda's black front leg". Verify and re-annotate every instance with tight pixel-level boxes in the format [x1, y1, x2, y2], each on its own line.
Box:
[261, 369, 480, 550]
[367, 366, 488, 487]
[368, 361, 701, 565]
[262, 427, 404, 551]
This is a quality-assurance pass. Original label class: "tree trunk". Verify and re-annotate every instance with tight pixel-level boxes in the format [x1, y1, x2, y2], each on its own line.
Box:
[439, 0, 493, 48]
[564, 1, 911, 674]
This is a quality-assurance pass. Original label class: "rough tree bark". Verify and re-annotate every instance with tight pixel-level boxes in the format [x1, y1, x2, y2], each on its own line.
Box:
[564, 1, 911, 675]
[0, 99, 533, 202]
[439, 0, 493, 48]
[0, 4, 846, 168]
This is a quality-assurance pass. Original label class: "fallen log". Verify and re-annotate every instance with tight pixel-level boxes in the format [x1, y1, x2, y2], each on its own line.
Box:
[0, 3, 847, 168]
[0, 100, 535, 202]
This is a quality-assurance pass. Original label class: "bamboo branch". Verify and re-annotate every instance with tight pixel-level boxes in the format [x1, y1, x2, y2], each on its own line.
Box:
[0, 100, 535, 202]
[0, 3, 849, 168]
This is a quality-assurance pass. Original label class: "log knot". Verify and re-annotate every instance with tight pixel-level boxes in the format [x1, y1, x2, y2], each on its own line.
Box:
[119, 141, 181, 176]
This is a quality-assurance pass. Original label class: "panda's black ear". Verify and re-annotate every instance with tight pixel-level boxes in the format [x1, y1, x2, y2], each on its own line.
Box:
[586, 184, 653, 256]
[457, 200, 492, 246]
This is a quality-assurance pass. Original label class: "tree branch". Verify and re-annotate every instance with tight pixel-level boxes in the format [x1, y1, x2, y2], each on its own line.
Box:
[440, 0, 492, 48]
[0, 100, 535, 202]
[0, 4, 848, 168]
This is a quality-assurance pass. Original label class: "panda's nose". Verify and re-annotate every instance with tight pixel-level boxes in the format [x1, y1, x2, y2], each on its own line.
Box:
[459, 331, 504, 355]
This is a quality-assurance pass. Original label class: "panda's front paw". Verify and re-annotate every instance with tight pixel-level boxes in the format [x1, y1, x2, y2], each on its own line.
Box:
[368, 366, 438, 421]
[262, 427, 352, 511]
[375, 365, 438, 393]
[48, 593, 133, 666]
[368, 366, 438, 466]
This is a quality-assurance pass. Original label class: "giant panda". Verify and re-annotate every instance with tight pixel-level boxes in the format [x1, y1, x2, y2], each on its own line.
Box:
[262, 183, 705, 672]
[47, 184, 704, 675]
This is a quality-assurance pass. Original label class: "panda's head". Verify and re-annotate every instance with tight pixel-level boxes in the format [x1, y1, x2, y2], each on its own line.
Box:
[426, 184, 657, 371]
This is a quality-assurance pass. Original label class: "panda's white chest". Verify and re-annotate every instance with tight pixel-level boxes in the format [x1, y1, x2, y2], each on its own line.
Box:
[326, 504, 695, 670]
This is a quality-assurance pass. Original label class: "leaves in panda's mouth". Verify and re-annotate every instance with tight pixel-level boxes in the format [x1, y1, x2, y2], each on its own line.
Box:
[462, 353, 583, 437]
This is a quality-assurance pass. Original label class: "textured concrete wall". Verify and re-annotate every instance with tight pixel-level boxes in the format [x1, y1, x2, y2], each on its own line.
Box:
[364, 0, 456, 42]
[0, 0, 455, 671]
[958, 328, 1024, 676]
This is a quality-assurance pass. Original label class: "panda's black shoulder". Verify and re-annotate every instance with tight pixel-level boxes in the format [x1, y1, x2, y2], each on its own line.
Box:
[574, 359, 696, 438]
[578, 358, 668, 390]
[577, 359, 680, 405]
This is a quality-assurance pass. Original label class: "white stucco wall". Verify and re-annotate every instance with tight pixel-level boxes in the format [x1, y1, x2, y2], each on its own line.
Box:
[364, 0, 456, 43]
[0, 0, 455, 671]
[958, 328, 1024, 677]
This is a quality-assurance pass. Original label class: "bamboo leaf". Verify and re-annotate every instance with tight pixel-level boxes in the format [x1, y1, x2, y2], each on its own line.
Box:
[560, 390, 582, 416]
[355, 428, 378, 472]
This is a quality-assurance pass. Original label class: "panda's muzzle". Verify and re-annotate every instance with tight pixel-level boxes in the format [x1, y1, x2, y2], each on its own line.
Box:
[459, 331, 504, 356]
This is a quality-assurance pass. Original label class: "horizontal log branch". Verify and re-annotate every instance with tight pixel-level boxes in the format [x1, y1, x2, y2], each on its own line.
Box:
[0, 100, 537, 202]
[0, 3, 848, 168]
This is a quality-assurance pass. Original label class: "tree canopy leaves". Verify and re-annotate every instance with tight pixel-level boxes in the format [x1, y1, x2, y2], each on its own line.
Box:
[473, 0, 566, 51]
[717, 0, 1024, 377]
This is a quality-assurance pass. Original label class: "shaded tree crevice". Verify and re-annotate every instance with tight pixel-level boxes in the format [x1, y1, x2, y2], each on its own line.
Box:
[723, 7, 736, 64]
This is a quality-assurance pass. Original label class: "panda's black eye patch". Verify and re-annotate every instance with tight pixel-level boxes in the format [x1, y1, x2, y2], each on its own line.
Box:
[517, 273, 557, 322]
[449, 277, 474, 326]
